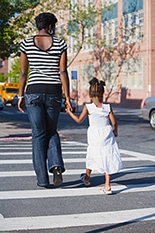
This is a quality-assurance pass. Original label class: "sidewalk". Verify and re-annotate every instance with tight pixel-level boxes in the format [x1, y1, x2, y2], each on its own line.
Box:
[0, 114, 32, 140]
[0, 107, 142, 140]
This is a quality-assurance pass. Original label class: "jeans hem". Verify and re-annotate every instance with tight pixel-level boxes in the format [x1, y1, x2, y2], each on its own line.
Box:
[49, 165, 65, 173]
[37, 182, 49, 187]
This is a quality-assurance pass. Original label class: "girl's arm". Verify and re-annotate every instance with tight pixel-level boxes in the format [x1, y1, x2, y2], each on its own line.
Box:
[59, 50, 72, 111]
[66, 105, 88, 124]
[18, 51, 29, 113]
[109, 107, 118, 137]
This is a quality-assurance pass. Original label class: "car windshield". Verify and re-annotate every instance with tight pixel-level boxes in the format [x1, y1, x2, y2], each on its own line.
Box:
[6, 88, 19, 94]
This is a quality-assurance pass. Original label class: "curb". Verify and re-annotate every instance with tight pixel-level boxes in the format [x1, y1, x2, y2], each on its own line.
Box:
[0, 133, 73, 141]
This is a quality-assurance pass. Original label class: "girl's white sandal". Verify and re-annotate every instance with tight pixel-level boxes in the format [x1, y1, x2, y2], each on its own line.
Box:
[80, 173, 90, 186]
[100, 188, 112, 195]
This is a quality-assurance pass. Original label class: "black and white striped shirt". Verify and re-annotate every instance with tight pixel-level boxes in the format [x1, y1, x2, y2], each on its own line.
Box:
[20, 36, 67, 94]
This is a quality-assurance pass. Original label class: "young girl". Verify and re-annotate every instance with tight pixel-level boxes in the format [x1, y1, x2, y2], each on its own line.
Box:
[66, 77, 123, 194]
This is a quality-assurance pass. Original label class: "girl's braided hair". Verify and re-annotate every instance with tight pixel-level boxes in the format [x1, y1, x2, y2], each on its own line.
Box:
[89, 77, 105, 100]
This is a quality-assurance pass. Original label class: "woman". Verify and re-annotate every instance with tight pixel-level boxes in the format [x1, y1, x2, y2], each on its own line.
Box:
[18, 12, 72, 187]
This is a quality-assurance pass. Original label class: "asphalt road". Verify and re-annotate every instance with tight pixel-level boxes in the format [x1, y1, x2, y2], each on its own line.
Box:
[0, 105, 155, 232]
[0, 105, 154, 156]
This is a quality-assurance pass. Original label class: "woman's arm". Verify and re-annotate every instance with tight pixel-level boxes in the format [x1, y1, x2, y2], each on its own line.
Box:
[59, 50, 72, 111]
[109, 108, 118, 137]
[66, 105, 88, 124]
[18, 51, 29, 113]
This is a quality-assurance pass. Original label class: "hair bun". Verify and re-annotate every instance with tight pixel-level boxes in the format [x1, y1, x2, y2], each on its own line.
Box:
[89, 78, 106, 87]
[100, 80, 106, 86]
[89, 77, 98, 85]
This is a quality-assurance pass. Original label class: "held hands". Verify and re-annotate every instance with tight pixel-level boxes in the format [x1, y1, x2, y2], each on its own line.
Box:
[18, 98, 26, 113]
[64, 98, 73, 113]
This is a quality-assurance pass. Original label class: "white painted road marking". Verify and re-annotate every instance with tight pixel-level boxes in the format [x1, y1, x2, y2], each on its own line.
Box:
[0, 141, 155, 231]
[0, 166, 155, 177]
[0, 149, 154, 162]
[0, 183, 154, 200]
[0, 208, 155, 231]
[0, 157, 139, 164]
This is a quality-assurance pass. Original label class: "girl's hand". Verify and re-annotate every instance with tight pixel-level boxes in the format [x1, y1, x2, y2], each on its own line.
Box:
[113, 129, 118, 137]
[65, 104, 71, 114]
[18, 98, 26, 113]
[65, 98, 73, 112]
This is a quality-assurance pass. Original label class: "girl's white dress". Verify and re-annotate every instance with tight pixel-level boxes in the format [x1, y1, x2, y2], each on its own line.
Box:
[85, 103, 123, 174]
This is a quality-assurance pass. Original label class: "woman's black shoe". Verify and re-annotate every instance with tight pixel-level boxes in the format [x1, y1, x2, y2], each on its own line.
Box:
[53, 166, 63, 186]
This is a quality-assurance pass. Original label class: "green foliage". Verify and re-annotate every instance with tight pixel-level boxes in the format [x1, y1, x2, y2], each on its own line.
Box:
[0, 73, 8, 82]
[0, 0, 40, 60]
[9, 57, 20, 83]
[1, 0, 112, 66]
[8, 57, 30, 83]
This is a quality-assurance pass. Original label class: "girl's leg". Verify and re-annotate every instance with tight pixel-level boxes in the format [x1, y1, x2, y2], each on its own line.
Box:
[85, 169, 91, 183]
[104, 173, 111, 191]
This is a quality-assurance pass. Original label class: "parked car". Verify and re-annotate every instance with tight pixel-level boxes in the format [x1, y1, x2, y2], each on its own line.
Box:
[11, 95, 18, 107]
[61, 94, 76, 112]
[142, 96, 155, 130]
[0, 97, 3, 110]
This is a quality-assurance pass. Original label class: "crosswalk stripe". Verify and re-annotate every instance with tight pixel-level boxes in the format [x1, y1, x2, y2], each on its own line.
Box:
[0, 151, 87, 155]
[0, 140, 154, 231]
[0, 208, 155, 231]
[0, 149, 154, 162]
[0, 157, 139, 164]
[0, 147, 86, 150]
[0, 166, 155, 177]
[0, 183, 154, 200]
[120, 149, 155, 162]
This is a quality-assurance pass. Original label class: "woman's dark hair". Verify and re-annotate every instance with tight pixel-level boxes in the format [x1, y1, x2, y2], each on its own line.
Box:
[89, 77, 106, 100]
[35, 12, 57, 30]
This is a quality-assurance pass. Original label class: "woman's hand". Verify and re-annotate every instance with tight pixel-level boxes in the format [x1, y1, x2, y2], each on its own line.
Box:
[18, 98, 26, 113]
[65, 98, 73, 112]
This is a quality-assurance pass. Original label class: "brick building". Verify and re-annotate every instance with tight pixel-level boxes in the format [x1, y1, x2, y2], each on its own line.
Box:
[1, 0, 154, 108]
[0, 59, 9, 78]
[66, 0, 155, 108]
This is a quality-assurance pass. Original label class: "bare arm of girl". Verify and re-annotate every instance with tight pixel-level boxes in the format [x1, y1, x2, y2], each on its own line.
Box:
[109, 107, 118, 137]
[66, 105, 88, 124]
[60, 50, 72, 111]
[18, 51, 29, 113]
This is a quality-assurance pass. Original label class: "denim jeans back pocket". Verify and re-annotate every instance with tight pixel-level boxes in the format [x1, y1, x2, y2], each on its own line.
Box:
[25, 94, 40, 107]
[49, 96, 62, 110]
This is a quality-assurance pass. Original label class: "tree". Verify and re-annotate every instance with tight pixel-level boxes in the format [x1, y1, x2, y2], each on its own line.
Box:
[42, 0, 113, 66]
[9, 57, 20, 83]
[0, 0, 40, 60]
[1, 0, 112, 65]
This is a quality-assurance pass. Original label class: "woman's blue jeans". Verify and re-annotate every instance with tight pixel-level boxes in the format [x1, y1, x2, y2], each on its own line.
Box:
[25, 93, 65, 186]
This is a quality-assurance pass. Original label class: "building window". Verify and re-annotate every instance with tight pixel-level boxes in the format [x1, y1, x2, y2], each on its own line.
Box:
[82, 0, 96, 53]
[67, 0, 79, 56]
[122, 58, 143, 89]
[81, 64, 96, 89]
[123, 0, 143, 44]
[101, 1, 118, 48]
[100, 61, 118, 89]
[0, 61, 4, 69]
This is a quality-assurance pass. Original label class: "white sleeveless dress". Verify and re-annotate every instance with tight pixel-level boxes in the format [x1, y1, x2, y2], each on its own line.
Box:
[85, 103, 123, 174]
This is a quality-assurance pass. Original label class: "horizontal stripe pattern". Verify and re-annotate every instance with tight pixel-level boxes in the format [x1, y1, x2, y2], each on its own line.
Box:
[0, 140, 155, 231]
[1, 208, 155, 231]
[20, 36, 67, 87]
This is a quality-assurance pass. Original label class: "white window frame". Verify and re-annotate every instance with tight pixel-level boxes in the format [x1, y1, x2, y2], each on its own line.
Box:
[121, 58, 143, 90]
[82, 0, 96, 53]
[67, 0, 79, 56]
[101, 0, 118, 48]
[123, 10, 143, 44]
